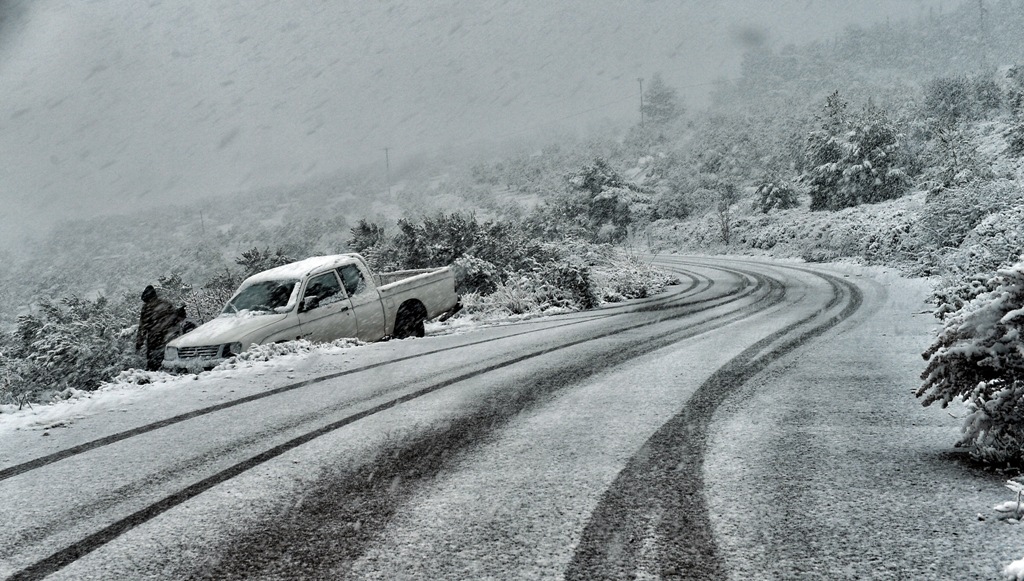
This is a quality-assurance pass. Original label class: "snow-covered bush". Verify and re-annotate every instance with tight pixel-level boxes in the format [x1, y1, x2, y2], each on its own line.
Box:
[1008, 121, 1024, 158]
[917, 258, 1024, 466]
[918, 180, 1023, 251]
[558, 158, 642, 243]
[653, 190, 691, 220]
[591, 253, 678, 303]
[754, 176, 800, 213]
[348, 219, 387, 254]
[451, 255, 499, 295]
[455, 249, 674, 319]
[929, 274, 998, 321]
[919, 119, 993, 192]
[536, 259, 598, 310]
[232, 246, 295, 278]
[459, 269, 588, 318]
[944, 204, 1024, 281]
[0, 350, 32, 409]
[923, 75, 998, 123]
[3, 295, 143, 404]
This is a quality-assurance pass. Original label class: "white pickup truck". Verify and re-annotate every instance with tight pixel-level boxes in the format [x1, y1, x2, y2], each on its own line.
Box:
[163, 253, 460, 370]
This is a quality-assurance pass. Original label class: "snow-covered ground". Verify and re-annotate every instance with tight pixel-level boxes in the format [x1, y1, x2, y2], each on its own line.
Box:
[706, 262, 1024, 579]
[0, 319, 475, 443]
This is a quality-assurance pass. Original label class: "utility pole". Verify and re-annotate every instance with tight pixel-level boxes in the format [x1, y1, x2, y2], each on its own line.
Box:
[383, 147, 392, 197]
[199, 210, 206, 236]
[978, 0, 988, 68]
[638, 77, 644, 128]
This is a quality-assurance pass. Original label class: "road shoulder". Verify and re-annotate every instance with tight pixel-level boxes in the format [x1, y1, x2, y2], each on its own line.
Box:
[705, 264, 1024, 579]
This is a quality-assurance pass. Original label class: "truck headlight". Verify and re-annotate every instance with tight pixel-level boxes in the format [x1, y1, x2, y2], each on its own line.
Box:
[222, 342, 243, 357]
[164, 346, 178, 360]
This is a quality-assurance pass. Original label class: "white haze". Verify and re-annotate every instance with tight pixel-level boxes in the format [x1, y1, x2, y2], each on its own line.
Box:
[0, 0, 963, 250]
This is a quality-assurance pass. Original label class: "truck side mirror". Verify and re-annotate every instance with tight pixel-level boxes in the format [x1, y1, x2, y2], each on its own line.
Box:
[300, 296, 320, 313]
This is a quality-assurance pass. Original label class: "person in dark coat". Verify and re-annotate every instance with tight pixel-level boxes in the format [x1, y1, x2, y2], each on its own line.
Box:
[135, 285, 184, 371]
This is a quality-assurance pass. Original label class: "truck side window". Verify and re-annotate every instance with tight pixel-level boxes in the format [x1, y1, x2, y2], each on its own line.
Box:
[303, 271, 344, 306]
[338, 264, 367, 296]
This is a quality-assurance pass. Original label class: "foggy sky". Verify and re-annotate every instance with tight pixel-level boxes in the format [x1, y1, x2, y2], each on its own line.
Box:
[0, 0, 963, 250]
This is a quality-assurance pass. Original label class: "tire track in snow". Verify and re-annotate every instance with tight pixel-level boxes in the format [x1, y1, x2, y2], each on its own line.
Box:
[565, 264, 863, 581]
[4, 264, 769, 580]
[0, 267, 708, 484]
[177, 265, 789, 580]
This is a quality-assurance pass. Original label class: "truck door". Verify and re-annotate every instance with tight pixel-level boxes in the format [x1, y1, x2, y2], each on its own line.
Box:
[338, 263, 387, 342]
[296, 270, 357, 342]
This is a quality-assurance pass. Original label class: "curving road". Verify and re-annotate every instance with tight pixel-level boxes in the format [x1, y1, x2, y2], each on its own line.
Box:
[1, 256, 968, 580]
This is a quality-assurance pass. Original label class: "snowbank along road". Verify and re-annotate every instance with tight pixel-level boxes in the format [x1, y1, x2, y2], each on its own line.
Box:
[1, 256, 1005, 580]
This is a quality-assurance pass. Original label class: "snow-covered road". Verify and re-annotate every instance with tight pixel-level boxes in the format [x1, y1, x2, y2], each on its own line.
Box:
[1, 256, 1017, 580]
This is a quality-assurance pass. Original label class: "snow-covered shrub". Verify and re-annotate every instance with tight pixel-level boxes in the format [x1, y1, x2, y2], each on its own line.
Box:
[455, 247, 674, 319]
[754, 176, 800, 213]
[653, 190, 691, 220]
[591, 253, 678, 303]
[392, 213, 479, 269]
[182, 286, 235, 324]
[5, 295, 143, 403]
[917, 259, 1024, 466]
[923, 75, 989, 123]
[1007, 121, 1024, 158]
[235, 246, 295, 277]
[537, 259, 598, 310]
[0, 350, 33, 409]
[944, 204, 1024, 281]
[461, 272, 580, 318]
[348, 219, 387, 254]
[451, 255, 499, 295]
[918, 180, 1023, 252]
[919, 119, 993, 191]
[560, 159, 639, 243]
[930, 274, 998, 321]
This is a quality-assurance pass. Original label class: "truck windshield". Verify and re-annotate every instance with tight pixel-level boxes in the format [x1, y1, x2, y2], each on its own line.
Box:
[223, 280, 297, 314]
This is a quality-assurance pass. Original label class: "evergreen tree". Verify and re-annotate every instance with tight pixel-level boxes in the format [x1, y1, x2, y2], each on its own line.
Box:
[918, 258, 1024, 465]
[641, 73, 683, 126]
[235, 247, 294, 278]
[348, 219, 386, 253]
[803, 92, 848, 211]
[802, 93, 911, 210]
[564, 159, 635, 243]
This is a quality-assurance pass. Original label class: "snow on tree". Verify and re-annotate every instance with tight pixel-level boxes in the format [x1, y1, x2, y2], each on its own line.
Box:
[802, 92, 912, 211]
[918, 258, 1024, 465]
[236, 247, 295, 278]
[558, 158, 642, 243]
[641, 73, 684, 127]
[755, 173, 800, 213]
[714, 181, 741, 244]
[918, 180, 1023, 253]
[802, 92, 849, 211]
[348, 219, 386, 254]
[922, 75, 995, 123]
[945, 204, 1024, 281]
[4, 296, 143, 402]
[922, 118, 992, 191]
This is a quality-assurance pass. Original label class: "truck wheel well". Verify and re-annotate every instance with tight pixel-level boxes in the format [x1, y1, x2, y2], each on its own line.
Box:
[394, 300, 427, 339]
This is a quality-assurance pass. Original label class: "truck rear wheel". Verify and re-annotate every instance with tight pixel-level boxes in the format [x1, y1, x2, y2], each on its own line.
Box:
[394, 302, 427, 339]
